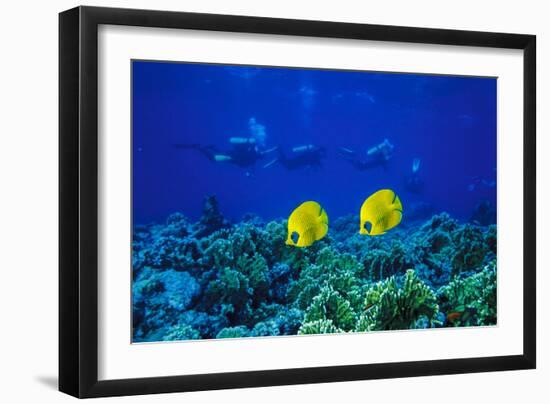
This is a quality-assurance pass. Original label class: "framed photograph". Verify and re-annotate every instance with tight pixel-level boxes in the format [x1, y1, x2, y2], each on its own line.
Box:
[59, 6, 536, 398]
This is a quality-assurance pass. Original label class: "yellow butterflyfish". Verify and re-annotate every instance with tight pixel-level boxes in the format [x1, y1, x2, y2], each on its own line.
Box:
[359, 189, 403, 236]
[286, 201, 329, 248]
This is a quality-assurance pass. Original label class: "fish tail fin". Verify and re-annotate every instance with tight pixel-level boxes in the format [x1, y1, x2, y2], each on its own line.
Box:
[392, 194, 403, 212]
[315, 208, 329, 240]
[316, 223, 328, 240]
[385, 209, 402, 231]
[319, 207, 329, 225]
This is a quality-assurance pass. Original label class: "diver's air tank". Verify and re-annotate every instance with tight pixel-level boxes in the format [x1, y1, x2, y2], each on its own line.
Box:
[292, 144, 314, 153]
[367, 145, 379, 156]
[229, 137, 256, 145]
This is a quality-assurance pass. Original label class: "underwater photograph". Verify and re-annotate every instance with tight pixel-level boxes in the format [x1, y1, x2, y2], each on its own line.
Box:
[131, 60, 497, 343]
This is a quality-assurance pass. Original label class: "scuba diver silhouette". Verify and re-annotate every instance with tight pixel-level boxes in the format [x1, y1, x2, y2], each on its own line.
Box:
[263, 144, 327, 170]
[174, 137, 277, 169]
[467, 172, 496, 192]
[338, 138, 394, 171]
[405, 158, 424, 194]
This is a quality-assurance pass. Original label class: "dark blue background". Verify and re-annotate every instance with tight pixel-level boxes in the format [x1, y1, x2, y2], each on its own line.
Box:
[132, 61, 496, 224]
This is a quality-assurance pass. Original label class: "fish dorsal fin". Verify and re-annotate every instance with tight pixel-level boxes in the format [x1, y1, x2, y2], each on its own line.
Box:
[375, 189, 398, 206]
[298, 201, 322, 215]
[363, 189, 393, 221]
[385, 193, 403, 231]
[315, 207, 329, 240]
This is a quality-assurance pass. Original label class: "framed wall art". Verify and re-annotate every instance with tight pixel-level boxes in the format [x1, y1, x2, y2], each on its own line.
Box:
[59, 6, 536, 398]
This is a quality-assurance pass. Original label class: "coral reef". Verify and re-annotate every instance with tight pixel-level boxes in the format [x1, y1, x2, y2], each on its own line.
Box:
[438, 260, 497, 326]
[132, 196, 497, 342]
[355, 269, 440, 331]
[298, 319, 343, 335]
[302, 286, 357, 331]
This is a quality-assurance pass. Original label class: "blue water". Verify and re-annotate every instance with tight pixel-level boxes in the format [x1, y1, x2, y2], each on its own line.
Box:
[132, 61, 496, 225]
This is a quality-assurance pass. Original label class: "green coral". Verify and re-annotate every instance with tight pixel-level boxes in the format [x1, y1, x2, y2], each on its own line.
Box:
[235, 253, 270, 301]
[408, 213, 495, 284]
[216, 326, 250, 339]
[438, 261, 497, 326]
[133, 198, 499, 342]
[288, 247, 364, 310]
[162, 324, 200, 341]
[250, 320, 280, 337]
[485, 225, 497, 256]
[450, 225, 488, 275]
[362, 239, 411, 280]
[298, 319, 343, 335]
[303, 287, 357, 331]
[204, 268, 251, 322]
[356, 269, 440, 331]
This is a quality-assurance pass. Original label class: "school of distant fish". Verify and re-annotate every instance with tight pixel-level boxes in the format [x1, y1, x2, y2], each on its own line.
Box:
[286, 189, 403, 248]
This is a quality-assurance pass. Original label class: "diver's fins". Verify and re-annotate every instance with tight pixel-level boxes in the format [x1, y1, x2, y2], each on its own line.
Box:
[175, 143, 219, 162]
[261, 146, 279, 155]
[263, 158, 279, 169]
[412, 158, 421, 173]
[338, 147, 356, 156]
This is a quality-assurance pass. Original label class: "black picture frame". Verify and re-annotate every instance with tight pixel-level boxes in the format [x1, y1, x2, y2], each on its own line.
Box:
[59, 5, 536, 398]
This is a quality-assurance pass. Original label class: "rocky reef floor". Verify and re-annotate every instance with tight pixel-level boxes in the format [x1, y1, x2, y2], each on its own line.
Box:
[132, 196, 497, 342]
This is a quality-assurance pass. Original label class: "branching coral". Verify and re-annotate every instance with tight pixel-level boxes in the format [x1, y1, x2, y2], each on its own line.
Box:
[303, 286, 357, 331]
[361, 239, 411, 280]
[268, 263, 293, 302]
[176, 310, 228, 339]
[298, 319, 343, 335]
[450, 224, 488, 276]
[356, 269, 440, 331]
[140, 235, 197, 269]
[438, 261, 496, 326]
[202, 268, 253, 327]
[485, 225, 497, 256]
[288, 247, 364, 311]
[162, 324, 200, 341]
[132, 198, 497, 342]
[216, 326, 250, 339]
[409, 213, 494, 286]
[250, 320, 280, 337]
[235, 253, 270, 302]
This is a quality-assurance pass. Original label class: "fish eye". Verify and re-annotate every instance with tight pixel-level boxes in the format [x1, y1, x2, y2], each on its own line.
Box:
[291, 231, 299, 244]
[363, 221, 372, 234]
